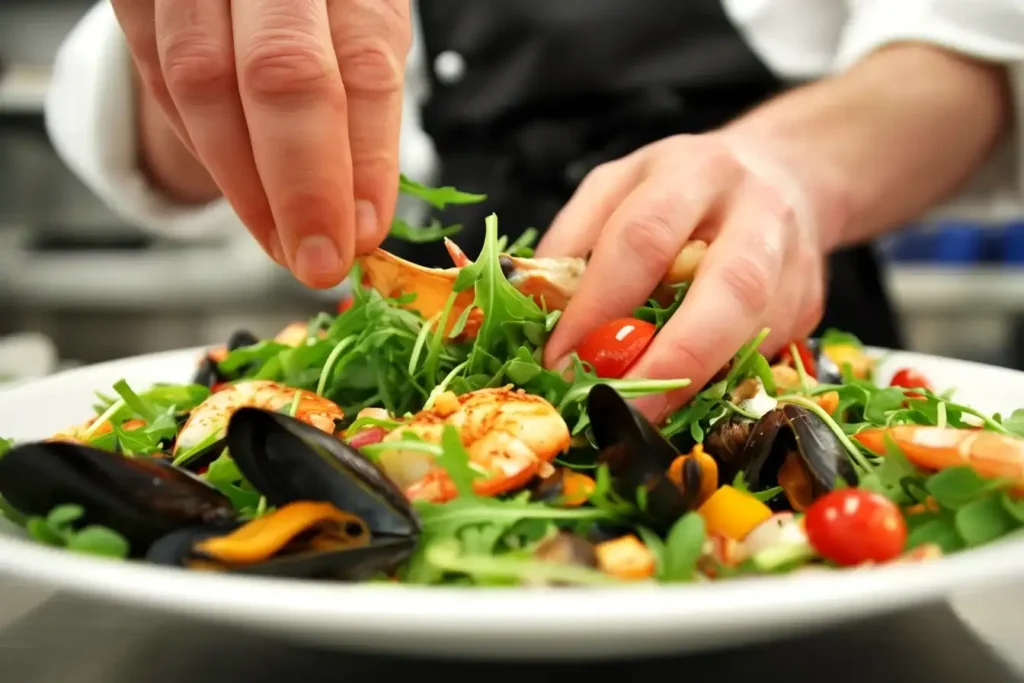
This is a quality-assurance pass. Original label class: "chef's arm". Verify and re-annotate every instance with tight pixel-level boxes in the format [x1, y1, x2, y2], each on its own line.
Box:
[726, 42, 1013, 251]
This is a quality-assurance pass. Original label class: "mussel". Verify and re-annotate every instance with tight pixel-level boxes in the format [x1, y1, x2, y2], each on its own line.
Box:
[0, 441, 235, 554]
[715, 404, 857, 512]
[147, 407, 421, 580]
[0, 408, 421, 581]
[192, 329, 260, 388]
[586, 384, 709, 532]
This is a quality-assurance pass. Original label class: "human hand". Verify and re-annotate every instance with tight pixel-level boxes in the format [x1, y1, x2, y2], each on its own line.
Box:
[112, 0, 411, 288]
[537, 132, 844, 422]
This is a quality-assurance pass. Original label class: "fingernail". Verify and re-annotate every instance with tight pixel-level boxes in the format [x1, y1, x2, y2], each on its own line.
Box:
[294, 234, 343, 288]
[355, 200, 379, 248]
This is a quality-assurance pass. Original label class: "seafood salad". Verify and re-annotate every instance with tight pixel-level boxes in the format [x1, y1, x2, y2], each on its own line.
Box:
[1, 178, 1023, 587]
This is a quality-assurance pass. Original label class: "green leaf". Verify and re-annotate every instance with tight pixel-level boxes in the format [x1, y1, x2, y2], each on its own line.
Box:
[26, 518, 64, 546]
[1000, 409, 1024, 438]
[398, 174, 487, 209]
[45, 504, 84, 532]
[819, 328, 863, 349]
[955, 495, 1021, 547]
[389, 217, 463, 244]
[905, 515, 964, 553]
[926, 467, 1005, 510]
[661, 512, 706, 582]
[437, 425, 478, 498]
[0, 437, 12, 459]
[65, 526, 130, 559]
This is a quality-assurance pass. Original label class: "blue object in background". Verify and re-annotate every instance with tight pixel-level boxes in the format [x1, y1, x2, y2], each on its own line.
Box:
[933, 220, 983, 264]
[1003, 220, 1024, 264]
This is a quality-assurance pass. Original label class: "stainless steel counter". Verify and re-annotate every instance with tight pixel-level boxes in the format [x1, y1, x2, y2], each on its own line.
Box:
[0, 587, 1020, 682]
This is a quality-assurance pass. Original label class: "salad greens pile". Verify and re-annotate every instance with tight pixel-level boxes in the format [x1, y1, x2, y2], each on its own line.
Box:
[0, 175, 1022, 586]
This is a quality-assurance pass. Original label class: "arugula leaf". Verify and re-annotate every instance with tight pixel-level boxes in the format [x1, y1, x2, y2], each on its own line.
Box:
[22, 504, 130, 559]
[926, 467, 1007, 510]
[1001, 409, 1024, 438]
[390, 218, 463, 244]
[661, 512, 706, 582]
[955, 495, 1022, 547]
[398, 174, 487, 210]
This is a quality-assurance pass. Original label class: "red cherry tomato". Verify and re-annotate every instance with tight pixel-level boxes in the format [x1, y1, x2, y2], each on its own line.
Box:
[575, 318, 657, 379]
[805, 489, 907, 566]
[889, 368, 933, 398]
[779, 339, 817, 379]
[337, 296, 355, 314]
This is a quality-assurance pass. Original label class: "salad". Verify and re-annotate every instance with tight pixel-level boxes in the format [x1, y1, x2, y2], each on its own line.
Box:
[0, 176, 1022, 587]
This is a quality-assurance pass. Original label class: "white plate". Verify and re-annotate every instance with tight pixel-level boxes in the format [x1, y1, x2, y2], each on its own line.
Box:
[0, 347, 1021, 660]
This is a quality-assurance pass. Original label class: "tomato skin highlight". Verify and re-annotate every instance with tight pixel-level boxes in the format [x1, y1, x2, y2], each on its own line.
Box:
[575, 318, 657, 379]
[804, 489, 907, 566]
[889, 368, 932, 398]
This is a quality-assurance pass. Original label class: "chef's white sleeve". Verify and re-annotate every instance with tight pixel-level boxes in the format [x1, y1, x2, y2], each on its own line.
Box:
[44, 1, 439, 242]
[837, 0, 1024, 207]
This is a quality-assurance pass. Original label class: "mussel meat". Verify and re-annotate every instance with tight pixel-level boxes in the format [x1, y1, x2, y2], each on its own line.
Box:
[586, 384, 710, 531]
[147, 407, 421, 580]
[732, 404, 857, 511]
[0, 441, 235, 554]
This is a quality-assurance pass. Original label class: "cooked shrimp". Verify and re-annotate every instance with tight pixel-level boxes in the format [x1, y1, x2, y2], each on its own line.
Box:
[274, 321, 313, 347]
[374, 386, 571, 502]
[357, 240, 706, 339]
[855, 426, 1024, 495]
[173, 380, 344, 455]
[50, 417, 146, 443]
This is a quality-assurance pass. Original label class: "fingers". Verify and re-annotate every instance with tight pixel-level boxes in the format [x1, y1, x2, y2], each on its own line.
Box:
[627, 187, 788, 422]
[329, 0, 411, 254]
[534, 158, 642, 259]
[155, 0, 283, 264]
[110, 0, 192, 152]
[234, 0, 354, 288]
[543, 164, 737, 368]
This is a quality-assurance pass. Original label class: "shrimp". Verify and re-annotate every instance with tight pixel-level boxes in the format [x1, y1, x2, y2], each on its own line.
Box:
[173, 380, 344, 456]
[356, 239, 707, 339]
[854, 426, 1024, 496]
[374, 386, 571, 502]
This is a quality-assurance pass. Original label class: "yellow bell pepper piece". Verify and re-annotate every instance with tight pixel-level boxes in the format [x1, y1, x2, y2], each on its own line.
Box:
[697, 485, 773, 541]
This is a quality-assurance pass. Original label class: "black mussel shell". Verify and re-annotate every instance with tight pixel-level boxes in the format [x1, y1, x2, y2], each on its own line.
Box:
[192, 329, 260, 387]
[0, 441, 236, 554]
[192, 356, 222, 388]
[740, 404, 857, 510]
[586, 384, 692, 531]
[225, 408, 420, 538]
[585, 521, 635, 544]
[177, 436, 228, 474]
[147, 526, 414, 580]
[227, 329, 259, 351]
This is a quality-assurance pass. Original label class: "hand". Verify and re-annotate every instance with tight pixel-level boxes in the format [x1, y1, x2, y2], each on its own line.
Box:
[537, 132, 843, 422]
[112, 0, 411, 288]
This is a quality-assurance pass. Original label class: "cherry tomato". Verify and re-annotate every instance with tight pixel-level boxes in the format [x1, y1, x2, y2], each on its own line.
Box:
[778, 339, 817, 379]
[337, 296, 355, 314]
[575, 318, 657, 379]
[889, 368, 933, 397]
[804, 489, 907, 566]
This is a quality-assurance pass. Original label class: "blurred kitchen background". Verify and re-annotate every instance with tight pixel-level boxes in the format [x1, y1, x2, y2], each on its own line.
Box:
[2, 1, 1024, 381]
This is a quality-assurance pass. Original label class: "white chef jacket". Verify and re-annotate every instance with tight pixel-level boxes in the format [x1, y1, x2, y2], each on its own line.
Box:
[44, 0, 1024, 243]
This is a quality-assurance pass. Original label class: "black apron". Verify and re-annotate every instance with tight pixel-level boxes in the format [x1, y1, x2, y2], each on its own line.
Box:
[382, 0, 904, 350]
